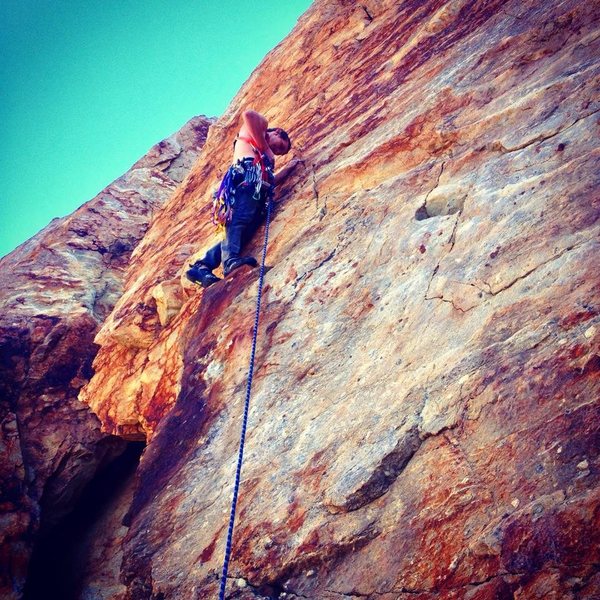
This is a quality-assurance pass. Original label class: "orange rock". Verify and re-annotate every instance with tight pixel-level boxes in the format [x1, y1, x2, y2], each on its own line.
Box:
[80, 1, 598, 596]
[0, 116, 212, 598]
[3, 0, 600, 598]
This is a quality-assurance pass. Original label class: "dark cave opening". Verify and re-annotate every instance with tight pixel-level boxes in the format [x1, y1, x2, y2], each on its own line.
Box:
[23, 441, 145, 600]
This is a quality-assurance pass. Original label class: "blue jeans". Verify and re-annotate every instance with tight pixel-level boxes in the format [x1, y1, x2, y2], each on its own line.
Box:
[201, 185, 265, 270]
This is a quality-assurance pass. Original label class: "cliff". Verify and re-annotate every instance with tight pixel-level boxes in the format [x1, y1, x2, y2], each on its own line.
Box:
[0, 116, 213, 599]
[76, 0, 600, 598]
[3, 0, 600, 598]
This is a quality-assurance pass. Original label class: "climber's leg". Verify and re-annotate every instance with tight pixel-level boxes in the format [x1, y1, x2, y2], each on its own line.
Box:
[186, 243, 223, 288]
[222, 187, 261, 275]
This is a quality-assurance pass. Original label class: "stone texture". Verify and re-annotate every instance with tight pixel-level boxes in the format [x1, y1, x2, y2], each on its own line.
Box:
[76, 1, 600, 597]
[3, 0, 597, 597]
[0, 116, 212, 599]
[77, 0, 600, 598]
[73, 445, 143, 600]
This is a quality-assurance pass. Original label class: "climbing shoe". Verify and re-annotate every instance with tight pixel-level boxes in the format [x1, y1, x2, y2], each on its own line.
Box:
[186, 263, 222, 288]
[223, 256, 258, 276]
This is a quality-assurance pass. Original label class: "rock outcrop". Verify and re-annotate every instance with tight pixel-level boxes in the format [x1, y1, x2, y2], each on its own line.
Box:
[4, 0, 600, 597]
[0, 116, 213, 599]
[76, 1, 600, 598]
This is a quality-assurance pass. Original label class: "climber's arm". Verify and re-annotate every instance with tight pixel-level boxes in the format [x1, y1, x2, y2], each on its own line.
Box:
[241, 110, 270, 153]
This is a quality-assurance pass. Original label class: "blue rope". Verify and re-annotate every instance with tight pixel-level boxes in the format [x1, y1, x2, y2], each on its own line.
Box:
[218, 198, 273, 600]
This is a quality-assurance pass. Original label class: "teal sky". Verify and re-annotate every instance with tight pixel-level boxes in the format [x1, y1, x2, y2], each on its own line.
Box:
[0, 0, 312, 258]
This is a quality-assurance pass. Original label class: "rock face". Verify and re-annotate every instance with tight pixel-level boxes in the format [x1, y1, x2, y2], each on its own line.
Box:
[77, 1, 600, 598]
[0, 116, 213, 599]
[4, 0, 599, 597]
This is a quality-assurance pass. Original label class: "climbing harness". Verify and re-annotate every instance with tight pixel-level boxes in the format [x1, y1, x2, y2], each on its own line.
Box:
[218, 197, 273, 600]
[211, 136, 274, 233]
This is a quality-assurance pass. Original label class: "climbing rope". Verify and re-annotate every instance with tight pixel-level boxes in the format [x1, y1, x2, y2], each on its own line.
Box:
[218, 198, 273, 600]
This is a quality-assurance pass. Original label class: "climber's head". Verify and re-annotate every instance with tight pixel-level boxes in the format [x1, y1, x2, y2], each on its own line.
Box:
[266, 127, 291, 155]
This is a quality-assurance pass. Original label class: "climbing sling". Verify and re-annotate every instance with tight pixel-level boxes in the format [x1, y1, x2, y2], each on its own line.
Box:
[218, 196, 273, 600]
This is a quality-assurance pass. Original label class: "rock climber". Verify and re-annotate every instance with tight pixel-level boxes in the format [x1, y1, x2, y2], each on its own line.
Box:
[186, 109, 300, 288]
